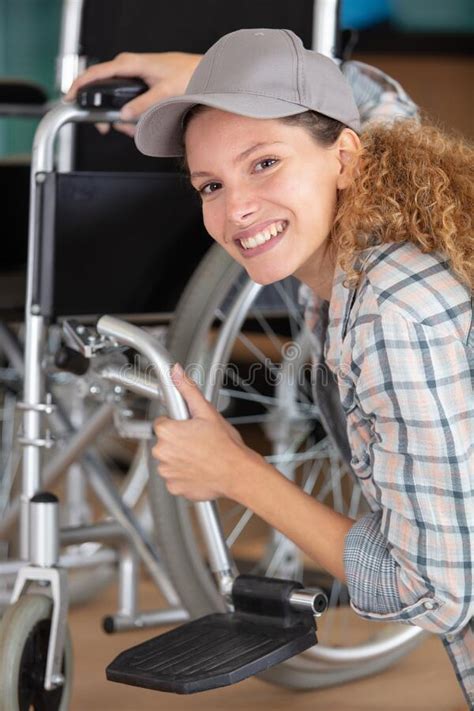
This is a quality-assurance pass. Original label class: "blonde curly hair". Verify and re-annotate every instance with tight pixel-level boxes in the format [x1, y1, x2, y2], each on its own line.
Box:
[333, 119, 474, 292]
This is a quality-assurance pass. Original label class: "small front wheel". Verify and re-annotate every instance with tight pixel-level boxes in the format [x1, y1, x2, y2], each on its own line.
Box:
[0, 594, 73, 711]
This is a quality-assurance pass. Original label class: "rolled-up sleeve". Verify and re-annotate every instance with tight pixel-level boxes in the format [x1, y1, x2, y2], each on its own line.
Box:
[340, 305, 474, 637]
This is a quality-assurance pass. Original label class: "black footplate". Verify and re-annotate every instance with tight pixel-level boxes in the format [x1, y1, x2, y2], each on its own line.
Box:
[106, 575, 325, 694]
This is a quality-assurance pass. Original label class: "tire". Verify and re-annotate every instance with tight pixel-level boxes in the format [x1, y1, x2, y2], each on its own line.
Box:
[0, 594, 73, 711]
[148, 243, 426, 689]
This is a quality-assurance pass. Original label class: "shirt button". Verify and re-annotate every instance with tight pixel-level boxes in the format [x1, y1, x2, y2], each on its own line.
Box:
[423, 600, 436, 610]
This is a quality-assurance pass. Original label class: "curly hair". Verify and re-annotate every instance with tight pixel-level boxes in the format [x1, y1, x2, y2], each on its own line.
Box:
[334, 119, 474, 291]
[282, 112, 473, 292]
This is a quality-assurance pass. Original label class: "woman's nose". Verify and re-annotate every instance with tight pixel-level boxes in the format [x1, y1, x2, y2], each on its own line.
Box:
[225, 186, 260, 224]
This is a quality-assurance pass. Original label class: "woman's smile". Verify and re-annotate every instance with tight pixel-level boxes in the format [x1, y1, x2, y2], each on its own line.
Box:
[233, 219, 289, 257]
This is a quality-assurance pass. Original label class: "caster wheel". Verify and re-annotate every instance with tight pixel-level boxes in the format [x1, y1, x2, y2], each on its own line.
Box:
[0, 594, 73, 711]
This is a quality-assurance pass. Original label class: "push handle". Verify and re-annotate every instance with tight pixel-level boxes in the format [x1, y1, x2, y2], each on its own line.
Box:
[76, 77, 148, 110]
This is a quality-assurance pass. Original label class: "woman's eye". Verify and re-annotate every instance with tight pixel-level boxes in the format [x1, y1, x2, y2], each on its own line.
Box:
[199, 182, 221, 196]
[254, 157, 279, 172]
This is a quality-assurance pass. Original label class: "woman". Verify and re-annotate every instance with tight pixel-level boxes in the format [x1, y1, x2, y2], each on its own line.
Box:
[78, 29, 474, 702]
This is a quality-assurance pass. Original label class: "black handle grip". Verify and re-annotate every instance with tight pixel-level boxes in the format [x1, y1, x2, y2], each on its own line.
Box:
[76, 77, 148, 111]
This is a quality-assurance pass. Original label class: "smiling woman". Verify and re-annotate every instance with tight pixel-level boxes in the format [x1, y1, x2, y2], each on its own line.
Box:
[184, 109, 355, 293]
[135, 28, 474, 704]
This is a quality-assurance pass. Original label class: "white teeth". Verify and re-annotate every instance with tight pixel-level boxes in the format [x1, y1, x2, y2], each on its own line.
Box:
[239, 221, 286, 250]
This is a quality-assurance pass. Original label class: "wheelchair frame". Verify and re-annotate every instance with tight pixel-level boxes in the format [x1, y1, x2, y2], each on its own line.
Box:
[0, 62, 328, 698]
[1, 0, 423, 700]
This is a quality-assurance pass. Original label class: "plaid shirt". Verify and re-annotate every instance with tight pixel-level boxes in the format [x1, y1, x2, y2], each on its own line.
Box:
[302, 62, 474, 706]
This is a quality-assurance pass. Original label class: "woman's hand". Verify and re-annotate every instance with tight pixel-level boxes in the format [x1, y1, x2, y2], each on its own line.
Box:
[155, 366, 354, 584]
[64, 51, 202, 137]
[152, 364, 258, 502]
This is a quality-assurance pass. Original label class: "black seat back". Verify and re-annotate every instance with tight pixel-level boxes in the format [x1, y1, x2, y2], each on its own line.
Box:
[75, 0, 314, 171]
[1, 1, 316, 319]
[37, 171, 211, 318]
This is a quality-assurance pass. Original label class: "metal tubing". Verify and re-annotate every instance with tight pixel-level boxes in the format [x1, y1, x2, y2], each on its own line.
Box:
[312, 0, 339, 57]
[56, 0, 85, 94]
[20, 314, 45, 559]
[30, 495, 59, 568]
[0, 402, 115, 538]
[31, 103, 121, 177]
[99, 364, 161, 400]
[289, 587, 328, 616]
[0, 549, 117, 579]
[97, 316, 187, 419]
[0, 105, 47, 118]
[118, 546, 138, 617]
[97, 316, 237, 587]
[60, 521, 126, 546]
[20, 102, 121, 560]
[80, 449, 181, 607]
[105, 608, 189, 633]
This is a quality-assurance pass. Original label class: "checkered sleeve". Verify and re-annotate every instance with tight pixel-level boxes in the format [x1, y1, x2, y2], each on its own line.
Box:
[342, 60, 418, 124]
[342, 305, 474, 639]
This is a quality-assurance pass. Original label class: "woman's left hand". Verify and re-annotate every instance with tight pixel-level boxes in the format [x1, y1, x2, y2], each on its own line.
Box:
[152, 363, 255, 501]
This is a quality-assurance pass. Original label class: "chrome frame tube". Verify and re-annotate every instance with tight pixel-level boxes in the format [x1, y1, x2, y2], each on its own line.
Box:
[21, 103, 121, 559]
[56, 0, 85, 94]
[0, 548, 117, 581]
[56, 0, 86, 170]
[3, 402, 115, 538]
[80, 447, 181, 606]
[99, 364, 161, 400]
[105, 608, 189, 633]
[312, 0, 340, 57]
[97, 315, 237, 590]
[118, 546, 138, 618]
[30, 497, 59, 568]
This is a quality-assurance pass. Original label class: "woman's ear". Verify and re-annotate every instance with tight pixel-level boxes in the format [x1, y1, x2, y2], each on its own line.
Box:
[336, 128, 361, 190]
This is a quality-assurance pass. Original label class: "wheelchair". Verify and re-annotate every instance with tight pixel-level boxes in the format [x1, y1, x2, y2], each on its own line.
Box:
[0, 1, 425, 708]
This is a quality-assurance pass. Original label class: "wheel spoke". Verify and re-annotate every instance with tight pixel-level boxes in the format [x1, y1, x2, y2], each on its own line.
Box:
[225, 507, 254, 548]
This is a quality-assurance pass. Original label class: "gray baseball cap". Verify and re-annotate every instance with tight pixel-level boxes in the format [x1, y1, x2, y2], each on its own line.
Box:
[135, 28, 360, 157]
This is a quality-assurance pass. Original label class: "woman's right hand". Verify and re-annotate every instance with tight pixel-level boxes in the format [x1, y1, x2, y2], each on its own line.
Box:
[64, 51, 202, 136]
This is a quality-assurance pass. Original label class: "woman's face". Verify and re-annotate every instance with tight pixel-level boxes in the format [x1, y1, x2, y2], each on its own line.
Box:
[185, 108, 352, 288]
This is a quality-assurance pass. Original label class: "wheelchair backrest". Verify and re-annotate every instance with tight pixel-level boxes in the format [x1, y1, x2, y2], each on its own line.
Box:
[73, 0, 316, 171]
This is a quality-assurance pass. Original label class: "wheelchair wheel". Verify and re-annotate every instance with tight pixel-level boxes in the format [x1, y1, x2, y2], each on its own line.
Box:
[0, 594, 73, 711]
[148, 243, 425, 689]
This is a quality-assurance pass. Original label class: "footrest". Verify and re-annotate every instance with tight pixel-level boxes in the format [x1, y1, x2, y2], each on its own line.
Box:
[106, 575, 324, 694]
[106, 612, 315, 694]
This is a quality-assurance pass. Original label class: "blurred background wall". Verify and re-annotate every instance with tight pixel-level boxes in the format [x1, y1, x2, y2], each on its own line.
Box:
[345, 0, 473, 140]
[0, 0, 472, 159]
[0, 0, 61, 156]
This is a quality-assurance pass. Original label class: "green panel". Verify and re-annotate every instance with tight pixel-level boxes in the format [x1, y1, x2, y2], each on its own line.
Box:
[0, 0, 62, 157]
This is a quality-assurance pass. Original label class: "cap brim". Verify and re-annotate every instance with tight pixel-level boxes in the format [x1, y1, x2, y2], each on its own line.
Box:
[135, 93, 308, 157]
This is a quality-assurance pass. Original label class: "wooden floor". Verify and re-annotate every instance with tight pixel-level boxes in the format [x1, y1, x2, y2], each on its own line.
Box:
[68, 578, 467, 711]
